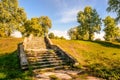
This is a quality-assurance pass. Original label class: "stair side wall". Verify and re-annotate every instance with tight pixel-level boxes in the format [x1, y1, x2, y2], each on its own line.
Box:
[18, 43, 28, 70]
[44, 36, 79, 67]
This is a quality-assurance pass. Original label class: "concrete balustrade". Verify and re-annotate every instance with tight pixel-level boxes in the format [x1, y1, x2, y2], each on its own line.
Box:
[45, 36, 79, 67]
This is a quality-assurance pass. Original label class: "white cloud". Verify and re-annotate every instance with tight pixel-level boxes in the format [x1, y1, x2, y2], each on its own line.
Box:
[59, 8, 81, 23]
[94, 32, 105, 41]
[53, 0, 84, 23]
[118, 23, 120, 27]
[11, 31, 22, 38]
[49, 30, 70, 39]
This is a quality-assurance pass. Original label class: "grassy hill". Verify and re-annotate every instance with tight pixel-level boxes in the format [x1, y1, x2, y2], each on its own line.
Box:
[51, 39, 120, 79]
[0, 38, 120, 79]
[0, 38, 32, 80]
[0, 38, 22, 54]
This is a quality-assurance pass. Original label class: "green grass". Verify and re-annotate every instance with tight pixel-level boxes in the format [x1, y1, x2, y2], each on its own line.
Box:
[49, 75, 60, 80]
[0, 38, 32, 80]
[51, 39, 120, 79]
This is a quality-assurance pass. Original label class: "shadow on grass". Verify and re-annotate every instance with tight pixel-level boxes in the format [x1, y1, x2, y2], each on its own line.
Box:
[0, 50, 32, 80]
[91, 41, 120, 49]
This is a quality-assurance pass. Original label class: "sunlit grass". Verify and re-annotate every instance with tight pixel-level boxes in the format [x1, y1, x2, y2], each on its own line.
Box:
[0, 38, 23, 54]
[0, 38, 32, 80]
[51, 39, 120, 79]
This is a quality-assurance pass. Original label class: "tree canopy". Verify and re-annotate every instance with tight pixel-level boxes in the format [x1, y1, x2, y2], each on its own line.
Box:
[75, 6, 101, 40]
[68, 6, 102, 40]
[107, 0, 120, 22]
[0, 0, 119, 41]
[39, 16, 52, 35]
[0, 0, 27, 37]
[24, 18, 43, 37]
[103, 16, 120, 41]
[48, 32, 55, 39]
[0, 0, 52, 37]
[24, 16, 52, 37]
[68, 27, 79, 40]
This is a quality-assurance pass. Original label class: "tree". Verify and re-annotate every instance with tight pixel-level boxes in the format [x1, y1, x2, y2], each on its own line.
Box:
[39, 16, 52, 35]
[0, 0, 27, 37]
[60, 36, 66, 40]
[77, 6, 101, 40]
[48, 32, 55, 39]
[103, 16, 120, 41]
[107, 0, 120, 22]
[68, 27, 79, 40]
[24, 18, 43, 37]
[24, 16, 52, 37]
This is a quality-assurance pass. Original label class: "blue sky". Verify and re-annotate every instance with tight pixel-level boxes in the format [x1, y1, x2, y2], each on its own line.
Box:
[18, 0, 117, 39]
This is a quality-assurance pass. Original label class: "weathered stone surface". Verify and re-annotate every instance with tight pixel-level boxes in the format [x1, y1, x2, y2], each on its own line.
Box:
[45, 36, 80, 67]
[87, 76, 101, 80]
[23, 36, 46, 50]
[35, 71, 72, 80]
[18, 44, 28, 69]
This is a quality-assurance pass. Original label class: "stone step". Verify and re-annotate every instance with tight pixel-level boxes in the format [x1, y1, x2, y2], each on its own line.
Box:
[28, 57, 65, 62]
[33, 66, 70, 72]
[26, 52, 57, 57]
[30, 63, 68, 69]
[30, 60, 65, 65]
[28, 60, 65, 64]
[29, 58, 65, 63]
[36, 52, 56, 55]
[28, 59, 64, 64]
[30, 63, 67, 68]
[27, 56, 59, 59]
[21, 65, 28, 70]
[25, 49, 48, 52]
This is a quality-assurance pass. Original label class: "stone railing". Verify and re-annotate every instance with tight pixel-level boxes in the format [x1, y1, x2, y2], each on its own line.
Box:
[45, 36, 79, 67]
[18, 43, 28, 70]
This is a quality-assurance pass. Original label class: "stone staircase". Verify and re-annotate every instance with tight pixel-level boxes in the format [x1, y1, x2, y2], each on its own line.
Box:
[18, 36, 84, 79]
[26, 50, 70, 71]
[22, 36, 71, 71]
[19, 36, 102, 80]
[24, 37, 46, 50]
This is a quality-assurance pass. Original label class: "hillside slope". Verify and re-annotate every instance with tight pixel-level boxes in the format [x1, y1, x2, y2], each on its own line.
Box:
[0, 38, 32, 80]
[51, 39, 120, 79]
[0, 38, 23, 54]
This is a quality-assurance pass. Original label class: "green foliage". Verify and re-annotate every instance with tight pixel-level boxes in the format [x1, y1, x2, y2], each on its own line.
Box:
[60, 36, 66, 40]
[0, 0, 52, 37]
[24, 16, 52, 37]
[54, 36, 66, 40]
[49, 33, 66, 39]
[103, 16, 120, 41]
[39, 16, 52, 35]
[107, 0, 120, 22]
[77, 6, 101, 40]
[68, 27, 80, 40]
[48, 32, 55, 39]
[24, 18, 43, 37]
[0, 0, 27, 37]
[49, 75, 60, 80]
